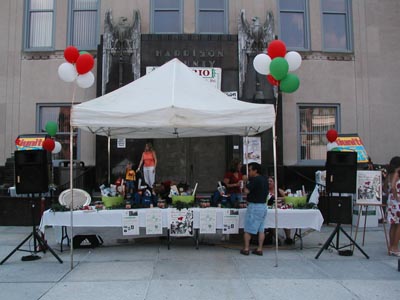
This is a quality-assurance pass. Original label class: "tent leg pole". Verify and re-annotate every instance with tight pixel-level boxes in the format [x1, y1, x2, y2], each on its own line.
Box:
[273, 124, 279, 267]
[108, 136, 111, 185]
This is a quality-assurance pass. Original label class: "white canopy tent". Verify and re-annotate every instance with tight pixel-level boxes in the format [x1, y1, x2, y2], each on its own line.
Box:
[67, 58, 279, 269]
[71, 58, 275, 138]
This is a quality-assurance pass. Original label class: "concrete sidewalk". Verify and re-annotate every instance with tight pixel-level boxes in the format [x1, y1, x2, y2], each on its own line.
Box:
[0, 224, 399, 300]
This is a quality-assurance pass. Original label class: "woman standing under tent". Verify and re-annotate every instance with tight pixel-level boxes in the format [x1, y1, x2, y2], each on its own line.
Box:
[137, 143, 157, 189]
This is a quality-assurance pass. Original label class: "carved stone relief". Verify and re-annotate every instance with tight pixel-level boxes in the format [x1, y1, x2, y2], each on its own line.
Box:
[102, 9, 141, 95]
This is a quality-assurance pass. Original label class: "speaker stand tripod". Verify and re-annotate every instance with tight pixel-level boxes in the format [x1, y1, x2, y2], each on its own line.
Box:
[315, 223, 369, 259]
[0, 199, 63, 265]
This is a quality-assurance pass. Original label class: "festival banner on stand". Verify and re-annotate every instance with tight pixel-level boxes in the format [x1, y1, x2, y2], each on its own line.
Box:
[199, 208, 217, 234]
[145, 209, 163, 235]
[356, 170, 382, 205]
[169, 208, 194, 236]
[122, 210, 139, 235]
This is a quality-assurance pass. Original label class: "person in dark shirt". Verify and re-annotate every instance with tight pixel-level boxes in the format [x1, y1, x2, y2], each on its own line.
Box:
[240, 162, 268, 256]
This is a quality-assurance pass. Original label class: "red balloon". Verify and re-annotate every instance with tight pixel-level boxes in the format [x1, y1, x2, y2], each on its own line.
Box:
[42, 138, 55, 152]
[267, 74, 280, 86]
[75, 53, 94, 75]
[326, 129, 338, 143]
[64, 46, 79, 64]
[267, 40, 287, 59]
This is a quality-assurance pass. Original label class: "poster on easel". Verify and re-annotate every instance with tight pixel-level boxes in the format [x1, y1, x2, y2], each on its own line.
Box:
[122, 210, 139, 235]
[243, 137, 261, 164]
[222, 209, 239, 234]
[169, 208, 194, 236]
[145, 209, 163, 235]
[199, 208, 217, 234]
[356, 170, 382, 205]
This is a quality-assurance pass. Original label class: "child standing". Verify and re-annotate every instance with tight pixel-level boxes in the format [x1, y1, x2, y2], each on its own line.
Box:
[125, 162, 136, 198]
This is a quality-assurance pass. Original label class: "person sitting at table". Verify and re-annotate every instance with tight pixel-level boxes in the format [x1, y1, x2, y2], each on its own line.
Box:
[223, 159, 246, 207]
[266, 176, 293, 245]
[211, 181, 229, 207]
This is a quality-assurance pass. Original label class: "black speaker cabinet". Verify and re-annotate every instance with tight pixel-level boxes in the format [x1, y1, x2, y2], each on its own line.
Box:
[326, 151, 357, 193]
[328, 196, 353, 224]
[15, 150, 49, 194]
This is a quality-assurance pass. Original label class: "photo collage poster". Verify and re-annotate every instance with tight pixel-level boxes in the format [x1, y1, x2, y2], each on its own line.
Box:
[223, 209, 239, 234]
[145, 209, 163, 235]
[199, 208, 217, 234]
[169, 208, 194, 237]
[122, 210, 139, 235]
[243, 136, 261, 164]
[356, 170, 382, 205]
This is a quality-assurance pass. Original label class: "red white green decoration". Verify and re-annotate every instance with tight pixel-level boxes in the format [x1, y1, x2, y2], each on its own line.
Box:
[253, 39, 301, 93]
[58, 46, 95, 89]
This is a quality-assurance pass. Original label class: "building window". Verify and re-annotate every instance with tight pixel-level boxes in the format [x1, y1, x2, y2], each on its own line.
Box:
[196, 0, 228, 34]
[68, 0, 100, 50]
[298, 104, 340, 162]
[321, 0, 353, 51]
[151, 0, 183, 33]
[24, 0, 55, 50]
[37, 104, 79, 161]
[279, 0, 310, 50]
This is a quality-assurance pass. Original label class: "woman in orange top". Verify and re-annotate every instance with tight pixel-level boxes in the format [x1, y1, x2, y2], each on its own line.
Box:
[137, 143, 157, 188]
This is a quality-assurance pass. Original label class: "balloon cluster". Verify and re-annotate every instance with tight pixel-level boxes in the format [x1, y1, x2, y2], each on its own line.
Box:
[326, 129, 339, 151]
[42, 121, 62, 154]
[57, 46, 95, 88]
[253, 40, 302, 93]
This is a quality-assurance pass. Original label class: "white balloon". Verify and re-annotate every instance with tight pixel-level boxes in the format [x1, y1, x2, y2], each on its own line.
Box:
[285, 51, 302, 72]
[58, 62, 77, 82]
[76, 71, 95, 88]
[327, 142, 338, 151]
[52, 141, 62, 154]
[253, 53, 271, 75]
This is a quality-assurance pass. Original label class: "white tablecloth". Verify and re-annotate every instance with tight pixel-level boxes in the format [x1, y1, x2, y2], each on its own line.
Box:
[39, 208, 324, 233]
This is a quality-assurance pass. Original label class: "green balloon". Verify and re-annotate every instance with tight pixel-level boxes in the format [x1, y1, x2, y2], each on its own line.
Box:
[280, 73, 300, 93]
[269, 57, 289, 80]
[79, 51, 89, 55]
[45, 121, 58, 137]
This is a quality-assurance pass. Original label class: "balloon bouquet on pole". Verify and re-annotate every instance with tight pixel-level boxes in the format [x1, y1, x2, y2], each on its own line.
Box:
[252, 39, 302, 266]
[57, 46, 95, 270]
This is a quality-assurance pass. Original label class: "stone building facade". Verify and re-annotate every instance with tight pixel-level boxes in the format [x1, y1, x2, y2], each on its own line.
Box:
[0, 0, 399, 192]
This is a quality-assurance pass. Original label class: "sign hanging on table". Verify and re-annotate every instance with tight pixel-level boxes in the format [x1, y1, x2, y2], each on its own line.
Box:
[199, 208, 217, 234]
[222, 209, 239, 234]
[122, 210, 139, 235]
[169, 208, 194, 237]
[145, 210, 163, 235]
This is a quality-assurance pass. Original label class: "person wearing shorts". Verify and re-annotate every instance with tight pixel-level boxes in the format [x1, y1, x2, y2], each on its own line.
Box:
[241, 162, 268, 256]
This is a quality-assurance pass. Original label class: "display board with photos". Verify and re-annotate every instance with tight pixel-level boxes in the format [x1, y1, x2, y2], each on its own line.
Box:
[169, 208, 194, 237]
[356, 170, 382, 205]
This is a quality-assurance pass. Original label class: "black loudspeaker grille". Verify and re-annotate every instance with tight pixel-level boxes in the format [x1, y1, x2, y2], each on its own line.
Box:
[328, 196, 352, 224]
[326, 151, 357, 193]
[15, 150, 49, 194]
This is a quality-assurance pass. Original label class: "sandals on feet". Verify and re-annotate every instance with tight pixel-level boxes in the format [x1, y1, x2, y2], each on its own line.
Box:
[240, 249, 250, 256]
[252, 249, 263, 256]
[389, 251, 400, 257]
